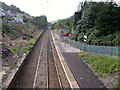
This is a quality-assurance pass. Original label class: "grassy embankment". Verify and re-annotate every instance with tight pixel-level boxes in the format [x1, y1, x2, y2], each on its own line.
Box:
[22, 31, 43, 54]
[78, 52, 120, 88]
[2, 23, 36, 40]
[2, 31, 43, 81]
[5, 31, 43, 54]
[2, 23, 43, 83]
[2, 23, 43, 54]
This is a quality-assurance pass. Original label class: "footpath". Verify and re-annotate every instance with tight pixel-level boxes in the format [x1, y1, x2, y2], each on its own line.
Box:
[52, 32, 107, 89]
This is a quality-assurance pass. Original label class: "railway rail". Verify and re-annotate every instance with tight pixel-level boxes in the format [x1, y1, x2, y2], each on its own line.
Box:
[7, 30, 70, 89]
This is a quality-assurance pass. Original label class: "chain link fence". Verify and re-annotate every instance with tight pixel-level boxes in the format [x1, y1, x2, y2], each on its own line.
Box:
[66, 38, 120, 58]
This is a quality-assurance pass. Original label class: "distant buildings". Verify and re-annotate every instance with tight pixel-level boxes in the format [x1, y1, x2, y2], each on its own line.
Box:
[1, 8, 31, 24]
[14, 12, 24, 23]
[0, 8, 5, 16]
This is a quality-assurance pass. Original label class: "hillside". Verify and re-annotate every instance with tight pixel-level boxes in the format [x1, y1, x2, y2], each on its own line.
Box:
[1, 2, 49, 41]
[1, 1, 25, 14]
[1, 2, 49, 84]
[2, 23, 37, 41]
[1, 2, 49, 60]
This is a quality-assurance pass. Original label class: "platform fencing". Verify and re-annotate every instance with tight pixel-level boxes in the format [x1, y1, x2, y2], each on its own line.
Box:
[66, 38, 120, 58]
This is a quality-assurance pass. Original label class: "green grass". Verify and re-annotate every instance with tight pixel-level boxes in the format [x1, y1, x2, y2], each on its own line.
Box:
[22, 31, 43, 54]
[2, 43, 20, 54]
[2, 31, 43, 54]
[78, 52, 120, 77]
[11, 46, 20, 53]
[78, 52, 120, 88]
[115, 77, 120, 88]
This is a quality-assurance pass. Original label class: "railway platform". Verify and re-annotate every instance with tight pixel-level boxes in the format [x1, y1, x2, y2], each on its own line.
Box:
[52, 32, 107, 89]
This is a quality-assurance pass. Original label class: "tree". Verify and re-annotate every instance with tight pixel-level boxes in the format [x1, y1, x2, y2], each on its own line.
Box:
[95, 2, 120, 35]
[53, 1, 120, 46]
[29, 15, 48, 29]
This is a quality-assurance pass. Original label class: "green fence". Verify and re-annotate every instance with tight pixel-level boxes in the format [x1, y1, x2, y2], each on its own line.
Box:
[66, 38, 120, 58]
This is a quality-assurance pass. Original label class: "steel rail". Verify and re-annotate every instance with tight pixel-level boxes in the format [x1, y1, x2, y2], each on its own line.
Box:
[46, 35, 49, 89]
[51, 39, 63, 90]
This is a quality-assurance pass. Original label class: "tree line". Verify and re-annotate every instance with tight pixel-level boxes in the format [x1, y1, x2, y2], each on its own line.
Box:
[28, 15, 49, 30]
[53, 2, 120, 46]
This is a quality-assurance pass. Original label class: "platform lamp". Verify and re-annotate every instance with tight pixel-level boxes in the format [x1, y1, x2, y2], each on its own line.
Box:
[83, 26, 87, 52]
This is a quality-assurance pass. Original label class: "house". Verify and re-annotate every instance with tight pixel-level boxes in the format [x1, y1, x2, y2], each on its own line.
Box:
[4, 11, 24, 24]
[14, 12, 24, 23]
[1, 2, 31, 24]
[0, 8, 5, 16]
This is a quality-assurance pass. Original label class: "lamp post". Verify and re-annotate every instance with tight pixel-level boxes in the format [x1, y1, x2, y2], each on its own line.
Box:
[66, 26, 68, 28]
[83, 35, 87, 51]
[65, 26, 68, 33]
[83, 25, 87, 51]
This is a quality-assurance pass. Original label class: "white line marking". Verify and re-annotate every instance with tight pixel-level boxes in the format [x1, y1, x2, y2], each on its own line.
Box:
[46, 38, 49, 89]
[50, 31, 79, 89]
[50, 31, 72, 88]
[51, 40, 62, 89]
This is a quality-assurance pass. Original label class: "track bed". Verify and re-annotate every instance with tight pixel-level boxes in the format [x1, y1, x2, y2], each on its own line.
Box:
[7, 30, 70, 89]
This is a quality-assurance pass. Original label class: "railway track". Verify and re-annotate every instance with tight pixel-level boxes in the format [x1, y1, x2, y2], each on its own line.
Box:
[7, 30, 70, 89]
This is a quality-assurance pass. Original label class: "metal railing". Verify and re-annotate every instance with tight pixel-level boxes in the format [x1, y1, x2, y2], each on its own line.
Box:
[66, 38, 120, 58]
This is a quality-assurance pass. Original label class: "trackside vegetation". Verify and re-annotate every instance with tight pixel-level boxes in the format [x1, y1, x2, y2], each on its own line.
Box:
[78, 52, 119, 77]
[78, 52, 120, 88]
[22, 31, 43, 54]
[2, 23, 36, 40]
[3, 31, 43, 55]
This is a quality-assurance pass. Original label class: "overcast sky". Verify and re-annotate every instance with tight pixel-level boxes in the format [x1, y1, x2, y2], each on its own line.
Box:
[1, 0, 119, 22]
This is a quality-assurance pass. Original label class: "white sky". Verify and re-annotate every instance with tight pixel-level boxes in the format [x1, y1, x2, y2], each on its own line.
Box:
[1, 0, 119, 22]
